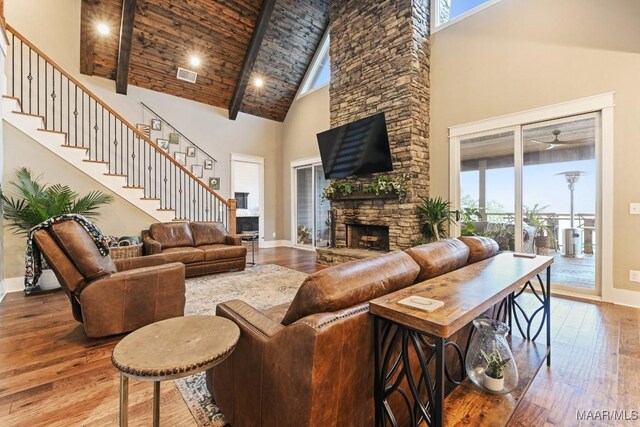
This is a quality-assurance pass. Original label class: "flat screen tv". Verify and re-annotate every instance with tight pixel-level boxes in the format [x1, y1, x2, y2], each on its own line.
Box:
[317, 112, 393, 179]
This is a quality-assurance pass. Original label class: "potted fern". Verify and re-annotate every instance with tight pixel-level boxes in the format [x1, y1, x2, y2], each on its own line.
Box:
[481, 346, 511, 392]
[1, 168, 113, 293]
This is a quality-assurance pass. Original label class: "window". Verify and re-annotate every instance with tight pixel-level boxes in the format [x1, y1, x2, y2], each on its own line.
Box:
[297, 32, 330, 98]
[434, 0, 503, 28]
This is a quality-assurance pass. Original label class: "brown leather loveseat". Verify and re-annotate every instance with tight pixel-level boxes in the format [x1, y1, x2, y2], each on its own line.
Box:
[207, 236, 499, 426]
[142, 221, 247, 277]
[34, 220, 186, 338]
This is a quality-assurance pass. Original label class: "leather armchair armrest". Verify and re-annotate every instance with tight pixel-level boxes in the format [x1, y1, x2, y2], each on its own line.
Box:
[226, 234, 243, 246]
[216, 299, 284, 339]
[114, 254, 167, 272]
[79, 262, 185, 337]
[142, 230, 162, 255]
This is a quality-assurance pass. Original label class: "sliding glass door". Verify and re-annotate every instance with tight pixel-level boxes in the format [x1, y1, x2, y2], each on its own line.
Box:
[293, 160, 330, 249]
[451, 113, 600, 295]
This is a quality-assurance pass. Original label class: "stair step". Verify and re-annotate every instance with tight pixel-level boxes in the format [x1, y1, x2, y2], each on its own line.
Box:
[104, 173, 127, 177]
[3, 95, 22, 108]
[61, 145, 88, 151]
[12, 110, 45, 121]
[141, 197, 160, 201]
[83, 159, 109, 164]
[38, 128, 67, 142]
[157, 208, 175, 212]
[123, 185, 144, 189]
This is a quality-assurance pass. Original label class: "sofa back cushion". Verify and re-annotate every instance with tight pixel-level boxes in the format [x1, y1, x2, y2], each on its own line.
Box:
[34, 229, 86, 293]
[190, 222, 227, 246]
[150, 222, 194, 249]
[48, 221, 117, 282]
[405, 238, 470, 282]
[281, 251, 420, 325]
[458, 236, 500, 264]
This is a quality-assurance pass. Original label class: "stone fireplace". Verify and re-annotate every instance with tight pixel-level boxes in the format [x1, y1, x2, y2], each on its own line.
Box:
[346, 224, 390, 251]
[317, 0, 431, 266]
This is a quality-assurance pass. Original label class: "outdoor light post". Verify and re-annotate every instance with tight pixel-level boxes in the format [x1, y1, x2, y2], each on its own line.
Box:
[558, 171, 586, 258]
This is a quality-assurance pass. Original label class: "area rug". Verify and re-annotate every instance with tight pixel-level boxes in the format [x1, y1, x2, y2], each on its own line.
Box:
[174, 264, 308, 426]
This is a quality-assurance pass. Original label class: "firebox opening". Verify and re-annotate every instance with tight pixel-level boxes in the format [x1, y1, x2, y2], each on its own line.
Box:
[345, 224, 390, 252]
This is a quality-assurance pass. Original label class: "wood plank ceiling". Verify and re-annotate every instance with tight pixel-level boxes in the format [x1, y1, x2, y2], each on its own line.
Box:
[80, 0, 329, 122]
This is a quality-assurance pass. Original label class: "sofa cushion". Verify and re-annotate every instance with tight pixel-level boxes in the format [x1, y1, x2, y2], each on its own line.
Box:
[281, 251, 420, 325]
[263, 302, 291, 324]
[198, 244, 247, 261]
[190, 222, 228, 246]
[49, 221, 116, 281]
[33, 230, 86, 293]
[150, 222, 194, 249]
[458, 236, 500, 264]
[161, 247, 205, 263]
[405, 238, 470, 282]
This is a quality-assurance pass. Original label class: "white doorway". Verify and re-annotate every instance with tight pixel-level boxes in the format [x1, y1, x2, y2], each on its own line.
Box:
[230, 153, 264, 245]
[449, 94, 614, 300]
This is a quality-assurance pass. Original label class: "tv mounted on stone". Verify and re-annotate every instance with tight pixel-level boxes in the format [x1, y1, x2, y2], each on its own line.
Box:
[317, 112, 393, 179]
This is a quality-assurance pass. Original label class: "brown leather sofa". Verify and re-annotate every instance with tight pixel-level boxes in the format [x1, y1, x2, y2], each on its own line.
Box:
[34, 220, 186, 338]
[142, 221, 247, 277]
[207, 236, 499, 427]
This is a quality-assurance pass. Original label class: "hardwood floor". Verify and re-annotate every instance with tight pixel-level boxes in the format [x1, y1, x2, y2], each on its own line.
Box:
[0, 247, 637, 426]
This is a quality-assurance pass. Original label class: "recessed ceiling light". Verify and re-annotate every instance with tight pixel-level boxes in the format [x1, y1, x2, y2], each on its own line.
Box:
[96, 22, 110, 36]
[190, 56, 201, 67]
[253, 77, 264, 88]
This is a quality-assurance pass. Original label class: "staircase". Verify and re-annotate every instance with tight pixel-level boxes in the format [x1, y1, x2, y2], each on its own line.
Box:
[3, 25, 236, 232]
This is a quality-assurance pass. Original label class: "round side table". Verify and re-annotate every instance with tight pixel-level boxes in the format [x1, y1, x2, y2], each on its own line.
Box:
[112, 315, 240, 427]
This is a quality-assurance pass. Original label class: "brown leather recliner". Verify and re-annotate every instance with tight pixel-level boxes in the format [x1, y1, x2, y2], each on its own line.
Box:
[34, 220, 186, 338]
[142, 221, 247, 277]
[206, 237, 499, 427]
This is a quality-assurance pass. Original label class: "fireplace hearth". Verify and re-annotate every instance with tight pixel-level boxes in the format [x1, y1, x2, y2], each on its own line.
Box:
[346, 224, 389, 252]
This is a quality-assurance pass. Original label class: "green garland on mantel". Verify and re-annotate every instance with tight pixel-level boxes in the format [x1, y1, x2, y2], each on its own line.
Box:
[322, 174, 408, 201]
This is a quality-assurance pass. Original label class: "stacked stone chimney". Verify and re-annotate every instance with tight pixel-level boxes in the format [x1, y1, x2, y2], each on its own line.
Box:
[328, 0, 431, 250]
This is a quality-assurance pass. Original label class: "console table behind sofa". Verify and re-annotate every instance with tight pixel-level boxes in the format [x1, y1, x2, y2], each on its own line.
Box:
[370, 253, 553, 427]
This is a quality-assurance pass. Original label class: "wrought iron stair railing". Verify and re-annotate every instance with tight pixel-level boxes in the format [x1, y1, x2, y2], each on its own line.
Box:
[5, 24, 236, 231]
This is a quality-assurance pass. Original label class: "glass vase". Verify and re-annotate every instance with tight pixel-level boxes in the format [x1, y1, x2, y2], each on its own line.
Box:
[465, 318, 518, 394]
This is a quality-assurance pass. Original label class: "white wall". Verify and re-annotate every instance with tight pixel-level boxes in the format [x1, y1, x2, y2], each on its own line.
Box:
[281, 86, 330, 241]
[4, 0, 284, 241]
[429, 0, 640, 295]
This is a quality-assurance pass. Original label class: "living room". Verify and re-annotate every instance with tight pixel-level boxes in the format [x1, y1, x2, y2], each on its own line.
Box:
[0, 0, 639, 426]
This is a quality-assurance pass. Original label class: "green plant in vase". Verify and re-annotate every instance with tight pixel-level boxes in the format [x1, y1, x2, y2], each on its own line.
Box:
[481, 345, 511, 392]
[416, 196, 456, 242]
[1, 168, 114, 294]
[523, 203, 556, 254]
[1, 168, 114, 236]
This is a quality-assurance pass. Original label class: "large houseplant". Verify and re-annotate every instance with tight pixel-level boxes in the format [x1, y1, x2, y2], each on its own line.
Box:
[1, 168, 114, 236]
[1, 168, 114, 294]
[523, 204, 556, 255]
[416, 196, 456, 243]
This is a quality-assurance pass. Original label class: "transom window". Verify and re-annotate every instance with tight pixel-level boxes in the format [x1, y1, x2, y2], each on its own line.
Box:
[434, 0, 503, 29]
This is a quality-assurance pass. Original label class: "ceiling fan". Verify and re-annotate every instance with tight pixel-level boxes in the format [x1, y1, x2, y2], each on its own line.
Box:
[529, 129, 580, 150]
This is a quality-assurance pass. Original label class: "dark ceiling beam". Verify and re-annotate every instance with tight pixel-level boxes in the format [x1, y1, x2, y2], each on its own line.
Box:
[80, 0, 97, 75]
[115, 0, 137, 95]
[228, 0, 276, 120]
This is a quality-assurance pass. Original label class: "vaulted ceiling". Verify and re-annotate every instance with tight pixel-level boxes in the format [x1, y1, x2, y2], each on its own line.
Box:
[80, 0, 329, 122]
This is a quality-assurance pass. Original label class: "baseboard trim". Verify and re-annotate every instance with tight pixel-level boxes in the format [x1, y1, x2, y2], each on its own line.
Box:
[4, 277, 24, 293]
[259, 240, 292, 249]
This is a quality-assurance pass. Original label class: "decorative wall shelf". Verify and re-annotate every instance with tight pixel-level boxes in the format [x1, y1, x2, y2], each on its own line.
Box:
[331, 191, 399, 201]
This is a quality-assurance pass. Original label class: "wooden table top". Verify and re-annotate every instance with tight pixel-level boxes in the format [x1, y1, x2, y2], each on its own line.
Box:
[369, 253, 553, 338]
[112, 315, 240, 381]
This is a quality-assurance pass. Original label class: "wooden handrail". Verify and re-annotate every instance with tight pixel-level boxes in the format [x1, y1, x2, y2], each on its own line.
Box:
[6, 23, 230, 207]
